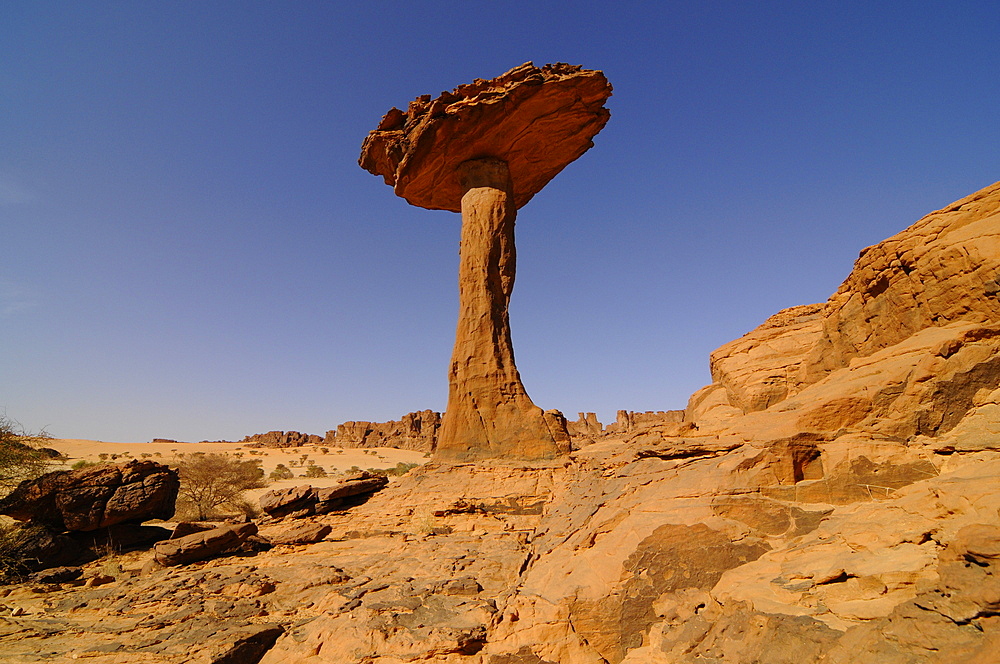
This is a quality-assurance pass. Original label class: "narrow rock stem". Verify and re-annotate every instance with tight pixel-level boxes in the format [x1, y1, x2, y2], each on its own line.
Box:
[435, 158, 569, 460]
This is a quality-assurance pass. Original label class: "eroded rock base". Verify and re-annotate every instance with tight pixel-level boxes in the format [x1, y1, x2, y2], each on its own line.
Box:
[436, 159, 569, 462]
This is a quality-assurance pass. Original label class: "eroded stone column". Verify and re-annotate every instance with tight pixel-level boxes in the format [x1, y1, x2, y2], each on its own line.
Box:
[435, 158, 569, 461]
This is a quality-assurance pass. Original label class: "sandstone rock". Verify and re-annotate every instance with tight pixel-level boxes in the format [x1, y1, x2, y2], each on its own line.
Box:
[804, 181, 1000, 381]
[361, 63, 610, 461]
[566, 412, 603, 439]
[153, 522, 258, 566]
[710, 303, 826, 413]
[267, 522, 332, 545]
[240, 430, 323, 448]
[259, 484, 314, 518]
[434, 157, 572, 461]
[170, 521, 218, 539]
[325, 410, 441, 452]
[0, 460, 178, 532]
[27, 566, 82, 585]
[360, 62, 612, 213]
[259, 473, 389, 518]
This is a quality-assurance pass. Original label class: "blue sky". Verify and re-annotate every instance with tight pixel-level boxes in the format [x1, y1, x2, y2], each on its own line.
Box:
[2, 1, 998, 442]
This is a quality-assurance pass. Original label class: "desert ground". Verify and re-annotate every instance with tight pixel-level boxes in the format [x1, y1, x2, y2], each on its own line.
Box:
[46, 438, 429, 505]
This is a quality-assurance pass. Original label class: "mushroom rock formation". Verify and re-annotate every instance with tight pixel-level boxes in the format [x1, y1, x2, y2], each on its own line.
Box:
[360, 62, 612, 461]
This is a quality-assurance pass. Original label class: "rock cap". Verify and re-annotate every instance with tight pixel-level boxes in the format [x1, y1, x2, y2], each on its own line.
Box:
[359, 62, 612, 212]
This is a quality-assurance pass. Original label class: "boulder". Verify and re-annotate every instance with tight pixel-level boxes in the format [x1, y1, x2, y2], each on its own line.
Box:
[0, 460, 179, 532]
[27, 566, 82, 585]
[259, 484, 314, 518]
[259, 473, 389, 518]
[153, 522, 258, 566]
[267, 522, 332, 545]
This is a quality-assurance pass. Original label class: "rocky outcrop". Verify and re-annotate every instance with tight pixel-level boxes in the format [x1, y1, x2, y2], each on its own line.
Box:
[0, 460, 178, 532]
[359, 62, 612, 213]
[325, 410, 441, 451]
[153, 522, 259, 566]
[241, 430, 323, 448]
[566, 412, 603, 438]
[361, 63, 610, 461]
[258, 473, 389, 518]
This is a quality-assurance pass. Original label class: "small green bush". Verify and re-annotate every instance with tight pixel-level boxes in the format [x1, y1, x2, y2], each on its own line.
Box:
[302, 465, 327, 478]
[269, 464, 293, 481]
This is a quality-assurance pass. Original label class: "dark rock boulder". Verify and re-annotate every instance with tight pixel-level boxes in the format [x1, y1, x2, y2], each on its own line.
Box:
[259, 472, 389, 518]
[28, 566, 83, 584]
[0, 524, 82, 578]
[267, 522, 332, 545]
[0, 460, 179, 532]
[153, 522, 258, 566]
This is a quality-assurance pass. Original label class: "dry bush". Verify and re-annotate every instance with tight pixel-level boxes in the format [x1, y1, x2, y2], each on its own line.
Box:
[0, 416, 53, 498]
[175, 453, 267, 520]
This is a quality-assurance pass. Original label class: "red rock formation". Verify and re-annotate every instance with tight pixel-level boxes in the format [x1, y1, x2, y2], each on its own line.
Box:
[240, 430, 323, 448]
[360, 62, 611, 461]
[325, 410, 441, 452]
[0, 460, 179, 532]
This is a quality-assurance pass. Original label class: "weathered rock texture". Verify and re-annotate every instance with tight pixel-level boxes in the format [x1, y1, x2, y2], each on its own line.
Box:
[0, 460, 178, 532]
[361, 62, 611, 461]
[241, 430, 323, 448]
[259, 473, 389, 518]
[325, 410, 441, 451]
[153, 522, 258, 567]
[5, 182, 1000, 664]
[360, 62, 612, 212]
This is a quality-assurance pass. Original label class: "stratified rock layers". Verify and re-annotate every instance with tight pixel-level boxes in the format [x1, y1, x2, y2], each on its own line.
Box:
[436, 159, 569, 460]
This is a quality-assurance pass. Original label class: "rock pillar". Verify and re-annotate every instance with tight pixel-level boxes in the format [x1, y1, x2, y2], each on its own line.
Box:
[435, 158, 570, 461]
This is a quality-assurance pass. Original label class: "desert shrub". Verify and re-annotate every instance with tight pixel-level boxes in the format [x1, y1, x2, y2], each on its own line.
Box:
[0, 522, 46, 584]
[175, 453, 267, 521]
[0, 416, 53, 497]
[71, 459, 97, 470]
[388, 462, 419, 476]
[302, 465, 327, 478]
[269, 464, 293, 481]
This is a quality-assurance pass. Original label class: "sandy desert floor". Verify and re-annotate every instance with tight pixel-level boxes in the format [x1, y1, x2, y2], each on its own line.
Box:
[45, 438, 429, 504]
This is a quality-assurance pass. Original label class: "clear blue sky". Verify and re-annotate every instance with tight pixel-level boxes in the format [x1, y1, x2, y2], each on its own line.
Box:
[3, 2, 998, 442]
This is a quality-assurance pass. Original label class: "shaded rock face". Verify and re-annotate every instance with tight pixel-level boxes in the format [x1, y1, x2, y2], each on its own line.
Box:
[0, 460, 178, 532]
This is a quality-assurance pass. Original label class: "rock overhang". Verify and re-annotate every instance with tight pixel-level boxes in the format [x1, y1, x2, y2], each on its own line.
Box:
[359, 62, 613, 212]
